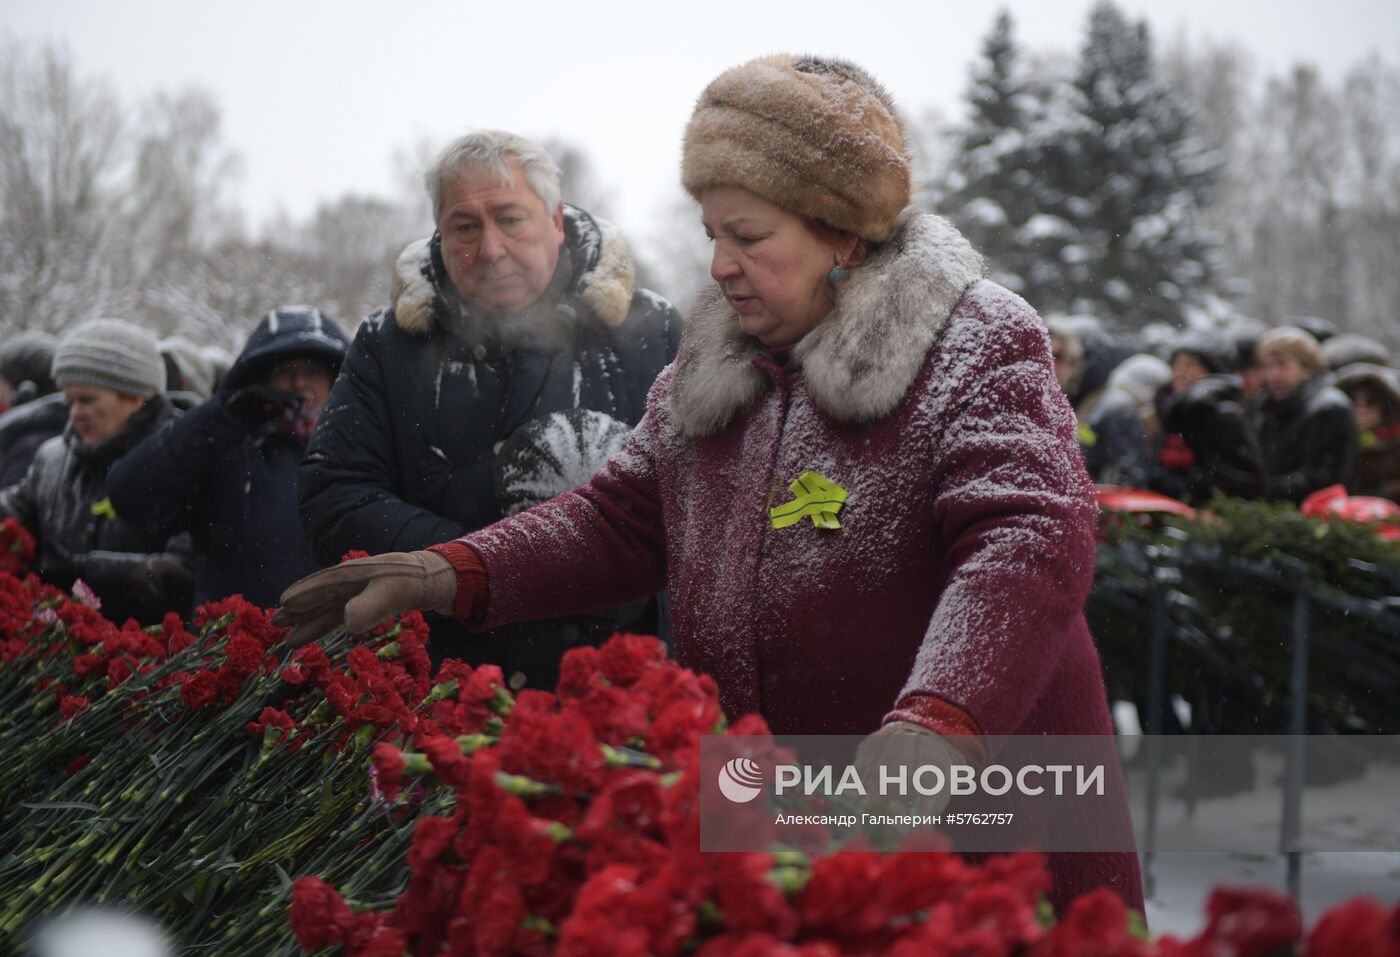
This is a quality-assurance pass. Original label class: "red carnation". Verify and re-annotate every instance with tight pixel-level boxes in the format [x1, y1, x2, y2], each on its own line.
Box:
[1306, 898, 1400, 957]
[955, 883, 1043, 948]
[421, 735, 473, 788]
[179, 670, 219, 710]
[557, 645, 602, 700]
[407, 815, 459, 873]
[596, 633, 666, 687]
[1200, 886, 1302, 957]
[161, 612, 194, 654]
[289, 875, 355, 951]
[556, 864, 652, 957]
[247, 706, 297, 750]
[225, 632, 264, 675]
[57, 694, 90, 720]
[371, 743, 408, 802]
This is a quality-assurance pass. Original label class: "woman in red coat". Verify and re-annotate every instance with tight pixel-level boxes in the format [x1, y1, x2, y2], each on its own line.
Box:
[278, 55, 1142, 914]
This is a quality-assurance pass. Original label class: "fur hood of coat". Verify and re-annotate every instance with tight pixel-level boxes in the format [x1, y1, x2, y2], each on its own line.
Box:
[389, 204, 637, 339]
[670, 208, 987, 437]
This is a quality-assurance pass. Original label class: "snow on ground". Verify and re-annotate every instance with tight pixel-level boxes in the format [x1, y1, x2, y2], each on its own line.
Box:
[1120, 741, 1400, 934]
[1142, 850, 1400, 936]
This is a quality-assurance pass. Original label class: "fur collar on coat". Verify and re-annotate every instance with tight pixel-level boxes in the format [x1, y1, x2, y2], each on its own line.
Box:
[389, 204, 638, 338]
[670, 208, 986, 437]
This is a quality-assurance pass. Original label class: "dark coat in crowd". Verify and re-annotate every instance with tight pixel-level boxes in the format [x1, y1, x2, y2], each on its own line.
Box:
[299, 205, 681, 686]
[0, 393, 69, 489]
[1253, 374, 1359, 503]
[0, 331, 59, 406]
[1077, 388, 1151, 488]
[1151, 376, 1264, 504]
[1060, 323, 1149, 487]
[108, 309, 351, 610]
[0, 396, 194, 624]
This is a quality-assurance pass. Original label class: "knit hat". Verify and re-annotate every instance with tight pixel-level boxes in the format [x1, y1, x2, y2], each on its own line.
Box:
[52, 319, 166, 398]
[1107, 353, 1172, 407]
[682, 54, 912, 242]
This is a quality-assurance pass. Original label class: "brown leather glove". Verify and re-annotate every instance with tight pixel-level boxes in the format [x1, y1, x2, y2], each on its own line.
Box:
[272, 551, 458, 648]
[853, 720, 964, 817]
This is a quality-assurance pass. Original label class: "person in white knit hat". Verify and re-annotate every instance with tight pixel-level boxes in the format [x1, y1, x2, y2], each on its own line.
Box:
[0, 319, 193, 623]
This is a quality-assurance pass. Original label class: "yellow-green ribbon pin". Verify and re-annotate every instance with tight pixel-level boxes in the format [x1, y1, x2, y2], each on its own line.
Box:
[768, 471, 848, 530]
[90, 498, 117, 520]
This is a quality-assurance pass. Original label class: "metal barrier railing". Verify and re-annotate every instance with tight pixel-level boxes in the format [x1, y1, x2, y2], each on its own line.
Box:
[1090, 537, 1400, 900]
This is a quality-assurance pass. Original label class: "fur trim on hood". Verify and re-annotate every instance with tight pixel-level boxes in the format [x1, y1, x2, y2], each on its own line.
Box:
[389, 204, 637, 337]
[671, 209, 986, 437]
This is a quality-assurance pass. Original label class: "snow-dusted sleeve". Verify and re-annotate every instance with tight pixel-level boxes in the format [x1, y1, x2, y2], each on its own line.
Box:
[456, 366, 674, 627]
[899, 284, 1098, 734]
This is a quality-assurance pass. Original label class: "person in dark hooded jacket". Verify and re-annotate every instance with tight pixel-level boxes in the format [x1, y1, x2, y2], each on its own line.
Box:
[1252, 327, 1358, 503]
[108, 307, 350, 611]
[1337, 363, 1400, 501]
[0, 320, 193, 624]
[0, 331, 67, 488]
[1150, 329, 1263, 503]
[297, 131, 681, 689]
[1047, 318, 1147, 487]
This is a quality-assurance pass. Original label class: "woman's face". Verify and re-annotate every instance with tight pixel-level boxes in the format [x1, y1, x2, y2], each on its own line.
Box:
[701, 187, 850, 349]
[63, 384, 144, 446]
[1170, 352, 1210, 395]
[1353, 393, 1383, 433]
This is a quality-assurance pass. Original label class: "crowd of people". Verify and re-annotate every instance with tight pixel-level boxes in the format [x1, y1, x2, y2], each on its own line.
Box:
[1047, 317, 1399, 506]
[5, 52, 1398, 913]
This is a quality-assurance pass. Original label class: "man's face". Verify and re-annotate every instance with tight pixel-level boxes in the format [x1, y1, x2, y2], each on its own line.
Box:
[1262, 351, 1310, 401]
[436, 159, 565, 317]
[63, 384, 144, 446]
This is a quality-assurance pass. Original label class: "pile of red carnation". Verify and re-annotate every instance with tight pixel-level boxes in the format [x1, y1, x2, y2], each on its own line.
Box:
[1, 513, 1396, 955]
[290, 634, 1400, 957]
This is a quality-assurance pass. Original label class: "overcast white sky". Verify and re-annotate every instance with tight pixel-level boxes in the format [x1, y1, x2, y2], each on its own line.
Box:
[4, 0, 1397, 246]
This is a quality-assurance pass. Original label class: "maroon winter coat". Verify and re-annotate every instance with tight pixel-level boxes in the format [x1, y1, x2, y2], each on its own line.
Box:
[455, 211, 1142, 913]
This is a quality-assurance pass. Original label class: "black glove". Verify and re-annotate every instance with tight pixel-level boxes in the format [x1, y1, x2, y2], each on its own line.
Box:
[223, 384, 302, 426]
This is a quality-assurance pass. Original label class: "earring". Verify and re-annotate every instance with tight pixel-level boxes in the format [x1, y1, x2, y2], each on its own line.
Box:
[828, 266, 848, 283]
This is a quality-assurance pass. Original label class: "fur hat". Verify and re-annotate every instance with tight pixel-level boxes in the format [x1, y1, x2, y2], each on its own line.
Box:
[681, 54, 911, 242]
[52, 319, 166, 398]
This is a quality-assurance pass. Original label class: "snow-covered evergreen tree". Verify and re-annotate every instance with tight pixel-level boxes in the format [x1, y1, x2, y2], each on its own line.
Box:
[1039, 1, 1224, 330]
[941, 12, 1050, 298]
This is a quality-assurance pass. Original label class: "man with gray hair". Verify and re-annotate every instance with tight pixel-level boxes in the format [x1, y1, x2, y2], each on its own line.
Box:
[297, 130, 681, 687]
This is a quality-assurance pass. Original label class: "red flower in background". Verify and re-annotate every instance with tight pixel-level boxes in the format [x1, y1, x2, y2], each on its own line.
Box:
[0, 517, 36, 574]
[57, 694, 90, 720]
[1194, 886, 1302, 957]
[1306, 897, 1400, 957]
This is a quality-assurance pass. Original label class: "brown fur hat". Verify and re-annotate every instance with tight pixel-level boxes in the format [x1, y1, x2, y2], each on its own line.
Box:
[681, 54, 912, 242]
